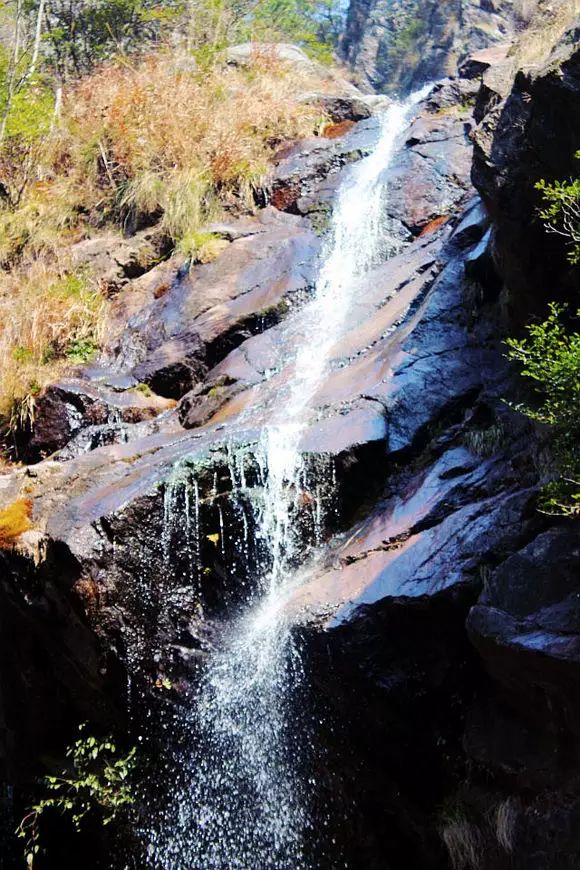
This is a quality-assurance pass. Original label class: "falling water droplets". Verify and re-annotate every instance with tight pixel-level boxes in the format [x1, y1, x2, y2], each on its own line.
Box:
[144, 87, 432, 869]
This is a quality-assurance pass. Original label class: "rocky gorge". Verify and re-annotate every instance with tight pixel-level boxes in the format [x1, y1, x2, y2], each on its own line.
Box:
[0, 3, 579, 869]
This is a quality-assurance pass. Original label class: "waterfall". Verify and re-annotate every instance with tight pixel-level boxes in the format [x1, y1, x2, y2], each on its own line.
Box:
[146, 87, 431, 870]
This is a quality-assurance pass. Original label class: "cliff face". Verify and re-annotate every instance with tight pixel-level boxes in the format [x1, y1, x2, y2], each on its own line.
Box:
[314, 11, 580, 870]
[472, 0, 580, 316]
[340, 0, 518, 94]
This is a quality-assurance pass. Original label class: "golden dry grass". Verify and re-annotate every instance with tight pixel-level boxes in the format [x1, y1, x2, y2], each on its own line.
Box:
[0, 262, 105, 426]
[441, 818, 483, 870]
[0, 498, 32, 548]
[511, 0, 579, 68]
[1, 49, 329, 263]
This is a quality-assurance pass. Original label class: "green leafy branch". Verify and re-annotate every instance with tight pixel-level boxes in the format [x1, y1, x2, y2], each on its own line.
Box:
[536, 152, 580, 265]
[16, 725, 137, 868]
[506, 303, 580, 516]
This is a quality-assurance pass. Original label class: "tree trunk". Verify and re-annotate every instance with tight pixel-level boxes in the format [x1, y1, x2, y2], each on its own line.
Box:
[29, 0, 47, 77]
[0, 0, 24, 144]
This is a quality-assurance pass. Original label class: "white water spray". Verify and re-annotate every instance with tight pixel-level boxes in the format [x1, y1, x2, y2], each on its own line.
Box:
[147, 87, 431, 869]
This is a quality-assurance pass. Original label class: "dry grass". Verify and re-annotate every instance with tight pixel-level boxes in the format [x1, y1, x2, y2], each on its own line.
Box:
[0, 498, 32, 548]
[0, 48, 333, 435]
[440, 795, 520, 870]
[495, 798, 517, 853]
[511, 0, 579, 68]
[1, 49, 328, 263]
[0, 262, 105, 428]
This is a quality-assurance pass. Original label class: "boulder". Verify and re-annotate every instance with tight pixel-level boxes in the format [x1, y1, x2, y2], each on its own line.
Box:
[300, 93, 373, 122]
[20, 379, 175, 463]
[71, 226, 172, 296]
[225, 42, 318, 70]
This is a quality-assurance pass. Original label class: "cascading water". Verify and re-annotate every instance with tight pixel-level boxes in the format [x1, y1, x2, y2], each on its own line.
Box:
[146, 87, 431, 869]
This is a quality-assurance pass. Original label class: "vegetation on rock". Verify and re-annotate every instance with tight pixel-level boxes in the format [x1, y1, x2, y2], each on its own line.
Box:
[536, 155, 580, 265]
[506, 303, 580, 516]
[17, 725, 137, 868]
[0, 265, 104, 434]
[0, 496, 32, 546]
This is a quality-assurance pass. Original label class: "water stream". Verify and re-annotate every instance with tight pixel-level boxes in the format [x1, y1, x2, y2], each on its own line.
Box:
[146, 87, 430, 869]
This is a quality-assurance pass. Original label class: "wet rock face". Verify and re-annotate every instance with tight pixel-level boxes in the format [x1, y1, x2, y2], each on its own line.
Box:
[293, 18, 580, 870]
[306, 590, 481, 870]
[271, 80, 476, 234]
[0, 545, 122, 782]
[340, 0, 516, 95]
[0, 84, 488, 778]
[103, 207, 320, 399]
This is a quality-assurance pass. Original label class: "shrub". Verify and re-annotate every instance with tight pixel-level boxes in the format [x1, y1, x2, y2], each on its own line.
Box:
[1, 52, 325, 263]
[0, 498, 33, 548]
[17, 725, 137, 868]
[506, 303, 580, 516]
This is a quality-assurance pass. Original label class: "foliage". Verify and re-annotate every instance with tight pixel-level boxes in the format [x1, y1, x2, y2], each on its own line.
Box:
[0, 0, 342, 87]
[536, 154, 580, 264]
[392, 14, 424, 57]
[17, 725, 137, 868]
[506, 303, 580, 516]
[177, 229, 229, 262]
[41, 0, 183, 77]
[0, 497, 32, 547]
[248, 0, 343, 62]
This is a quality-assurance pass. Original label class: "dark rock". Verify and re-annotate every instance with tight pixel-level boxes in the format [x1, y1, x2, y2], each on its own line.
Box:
[0, 545, 122, 781]
[20, 379, 175, 463]
[468, 527, 580, 738]
[302, 93, 373, 122]
[471, 16, 580, 316]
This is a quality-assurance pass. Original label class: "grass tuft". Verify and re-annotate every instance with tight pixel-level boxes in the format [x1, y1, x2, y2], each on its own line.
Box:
[0, 498, 33, 548]
[0, 263, 105, 432]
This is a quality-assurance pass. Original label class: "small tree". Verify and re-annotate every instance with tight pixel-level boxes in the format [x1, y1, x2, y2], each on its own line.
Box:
[506, 303, 580, 516]
[17, 725, 137, 868]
